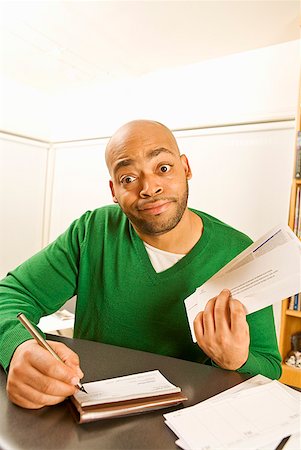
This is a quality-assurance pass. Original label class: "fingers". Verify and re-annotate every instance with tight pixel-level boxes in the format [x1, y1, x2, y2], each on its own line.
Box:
[7, 340, 83, 409]
[193, 311, 204, 339]
[7, 370, 75, 409]
[203, 289, 243, 332]
[22, 342, 82, 385]
[229, 298, 248, 333]
[213, 289, 231, 330]
[193, 295, 219, 342]
[196, 289, 232, 337]
[46, 341, 84, 378]
[193, 289, 250, 370]
[202, 296, 216, 334]
[14, 358, 79, 395]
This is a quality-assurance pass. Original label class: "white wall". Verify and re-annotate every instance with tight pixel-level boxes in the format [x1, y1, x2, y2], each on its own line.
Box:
[50, 40, 300, 141]
[177, 122, 295, 241]
[0, 133, 48, 278]
[0, 76, 51, 141]
[47, 139, 110, 243]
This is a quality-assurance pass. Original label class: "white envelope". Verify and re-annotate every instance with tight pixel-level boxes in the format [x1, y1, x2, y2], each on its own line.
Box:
[184, 224, 301, 342]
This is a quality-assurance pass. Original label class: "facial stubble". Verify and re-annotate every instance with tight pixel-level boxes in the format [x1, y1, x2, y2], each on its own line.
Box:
[124, 180, 189, 236]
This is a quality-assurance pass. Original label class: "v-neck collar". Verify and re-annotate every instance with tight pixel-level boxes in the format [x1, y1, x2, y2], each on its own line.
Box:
[129, 209, 213, 283]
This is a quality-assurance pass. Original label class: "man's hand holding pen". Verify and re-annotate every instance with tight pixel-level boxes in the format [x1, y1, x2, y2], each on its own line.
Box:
[7, 339, 84, 409]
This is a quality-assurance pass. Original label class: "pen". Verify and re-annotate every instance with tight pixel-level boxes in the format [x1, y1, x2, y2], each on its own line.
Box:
[17, 312, 87, 394]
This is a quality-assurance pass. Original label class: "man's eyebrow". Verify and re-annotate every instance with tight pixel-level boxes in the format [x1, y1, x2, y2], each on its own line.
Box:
[113, 158, 134, 173]
[146, 147, 175, 159]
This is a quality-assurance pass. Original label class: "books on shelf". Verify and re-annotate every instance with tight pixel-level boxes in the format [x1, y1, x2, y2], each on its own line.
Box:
[69, 370, 187, 424]
[295, 131, 301, 179]
[288, 292, 301, 311]
[293, 185, 301, 238]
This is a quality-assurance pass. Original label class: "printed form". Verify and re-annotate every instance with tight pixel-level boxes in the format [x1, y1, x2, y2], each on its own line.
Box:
[185, 224, 301, 341]
[164, 375, 301, 450]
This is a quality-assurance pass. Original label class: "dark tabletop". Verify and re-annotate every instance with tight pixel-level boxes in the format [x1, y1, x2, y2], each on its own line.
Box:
[0, 335, 250, 450]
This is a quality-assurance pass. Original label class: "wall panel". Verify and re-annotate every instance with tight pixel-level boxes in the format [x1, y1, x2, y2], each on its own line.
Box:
[176, 122, 295, 240]
[0, 134, 48, 278]
[48, 139, 111, 242]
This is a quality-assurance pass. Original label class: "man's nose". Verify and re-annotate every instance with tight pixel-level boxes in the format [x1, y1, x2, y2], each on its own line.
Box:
[139, 176, 163, 198]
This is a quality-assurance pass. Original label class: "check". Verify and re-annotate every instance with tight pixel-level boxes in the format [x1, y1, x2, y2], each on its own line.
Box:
[184, 225, 301, 342]
[70, 370, 187, 423]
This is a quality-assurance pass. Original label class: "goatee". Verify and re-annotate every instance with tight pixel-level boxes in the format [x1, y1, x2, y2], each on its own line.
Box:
[125, 181, 189, 236]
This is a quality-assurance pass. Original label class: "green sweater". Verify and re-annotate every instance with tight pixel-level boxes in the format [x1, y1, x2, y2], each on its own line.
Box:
[0, 206, 281, 378]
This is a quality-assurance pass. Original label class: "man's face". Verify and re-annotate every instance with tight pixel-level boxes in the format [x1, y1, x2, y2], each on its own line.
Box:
[107, 121, 192, 237]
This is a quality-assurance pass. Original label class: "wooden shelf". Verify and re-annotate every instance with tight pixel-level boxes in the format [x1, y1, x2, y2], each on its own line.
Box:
[286, 309, 301, 318]
[279, 363, 301, 389]
[279, 299, 301, 364]
[278, 75, 301, 389]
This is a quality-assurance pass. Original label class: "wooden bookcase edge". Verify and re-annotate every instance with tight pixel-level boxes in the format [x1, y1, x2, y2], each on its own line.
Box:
[278, 78, 301, 389]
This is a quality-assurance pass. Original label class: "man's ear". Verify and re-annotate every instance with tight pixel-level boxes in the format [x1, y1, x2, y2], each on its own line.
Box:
[109, 180, 118, 203]
[180, 154, 192, 180]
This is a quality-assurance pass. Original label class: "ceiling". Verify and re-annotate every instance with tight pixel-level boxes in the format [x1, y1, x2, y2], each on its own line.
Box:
[0, 1, 300, 94]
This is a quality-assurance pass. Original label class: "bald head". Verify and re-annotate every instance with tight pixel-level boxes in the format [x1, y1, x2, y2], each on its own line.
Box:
[105, 120, 180, 175]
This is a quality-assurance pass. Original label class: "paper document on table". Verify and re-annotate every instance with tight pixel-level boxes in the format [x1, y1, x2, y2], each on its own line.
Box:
[164, 375, 301, 450]
[70, 370, 187, 423]
[38, 309, 74, 332]
[185, 224, 301, 342]
[74, 370, 181, 406]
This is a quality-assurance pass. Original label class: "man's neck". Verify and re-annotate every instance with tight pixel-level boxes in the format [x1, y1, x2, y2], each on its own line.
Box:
[134, 209, 203, 254]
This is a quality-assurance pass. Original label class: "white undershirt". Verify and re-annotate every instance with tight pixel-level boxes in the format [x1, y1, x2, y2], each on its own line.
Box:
[143, 242, 186, 273]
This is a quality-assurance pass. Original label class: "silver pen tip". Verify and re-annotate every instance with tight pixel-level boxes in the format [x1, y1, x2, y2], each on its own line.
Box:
[79, 385, 88, 394]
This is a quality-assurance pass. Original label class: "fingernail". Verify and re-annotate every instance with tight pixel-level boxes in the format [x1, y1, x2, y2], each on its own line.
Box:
[71, 377, 80, 386]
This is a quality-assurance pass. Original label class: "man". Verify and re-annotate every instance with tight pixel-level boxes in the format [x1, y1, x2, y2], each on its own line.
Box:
[0, 120, 281, 409]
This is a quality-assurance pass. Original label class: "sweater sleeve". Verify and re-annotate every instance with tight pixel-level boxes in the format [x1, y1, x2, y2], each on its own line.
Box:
[237, 306, 282, 379]
[0, 214, 88, 371]
[211, 305, 282, 379]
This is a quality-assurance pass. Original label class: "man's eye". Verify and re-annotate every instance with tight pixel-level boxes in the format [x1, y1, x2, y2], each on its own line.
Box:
[160, 165, 171, 173]
[121, 176, 136, 184]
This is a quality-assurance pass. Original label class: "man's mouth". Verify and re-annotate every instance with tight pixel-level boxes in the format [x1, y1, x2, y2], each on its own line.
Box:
[138, 200, 173, 215]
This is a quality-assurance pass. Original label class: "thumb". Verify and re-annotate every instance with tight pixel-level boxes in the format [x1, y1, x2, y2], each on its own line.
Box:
[46, 340, 84, 378]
